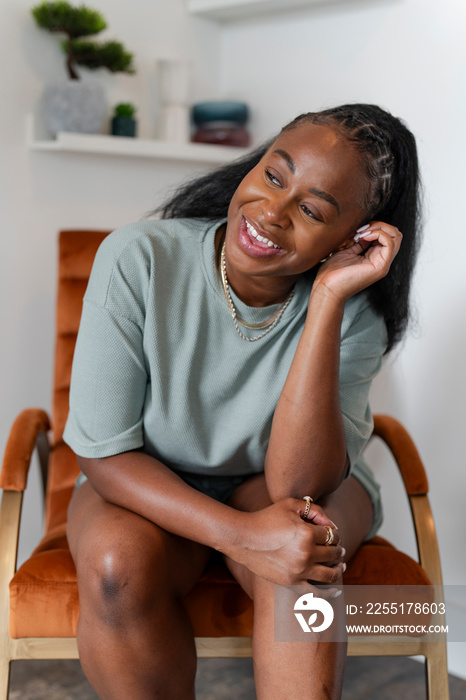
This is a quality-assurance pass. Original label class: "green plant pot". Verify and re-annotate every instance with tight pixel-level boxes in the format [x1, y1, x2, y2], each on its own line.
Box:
[111, 116, 136, 137]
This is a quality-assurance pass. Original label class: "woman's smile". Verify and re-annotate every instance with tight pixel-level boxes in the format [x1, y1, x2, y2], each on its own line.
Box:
[237, 216, 285, 258]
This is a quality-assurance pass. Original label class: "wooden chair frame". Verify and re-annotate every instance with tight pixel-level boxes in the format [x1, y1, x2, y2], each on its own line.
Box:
[0, 410, 449, 699]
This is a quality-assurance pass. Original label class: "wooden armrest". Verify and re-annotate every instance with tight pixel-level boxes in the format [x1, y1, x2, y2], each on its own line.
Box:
[0, 409, 51, 492]
[373, 414, 428, 496]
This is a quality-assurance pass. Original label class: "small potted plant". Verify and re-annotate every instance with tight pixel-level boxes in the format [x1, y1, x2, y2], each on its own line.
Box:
[111, 103, 137, 137]
[31, 1, 136, 136]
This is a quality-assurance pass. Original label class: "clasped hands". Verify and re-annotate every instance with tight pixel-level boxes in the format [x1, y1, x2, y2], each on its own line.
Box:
[230, 498, 345, 588]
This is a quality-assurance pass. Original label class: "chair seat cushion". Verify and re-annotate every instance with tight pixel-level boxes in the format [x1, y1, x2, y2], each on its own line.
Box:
[9, 533, 431, 639]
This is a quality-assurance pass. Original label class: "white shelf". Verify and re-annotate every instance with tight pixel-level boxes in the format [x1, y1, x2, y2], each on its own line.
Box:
[29, 130, 249, 164]
[188, 0, 350, 22]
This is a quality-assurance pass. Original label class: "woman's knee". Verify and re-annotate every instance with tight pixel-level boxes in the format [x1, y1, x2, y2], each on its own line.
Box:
[69, 482, 210, 629]
[76, 523, 171, 627]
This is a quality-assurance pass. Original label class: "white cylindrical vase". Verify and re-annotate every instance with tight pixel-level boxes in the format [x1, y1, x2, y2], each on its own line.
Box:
[158, 59, 191, 106]
[159, 104, 190, 143]
[157, 59, 191, 142]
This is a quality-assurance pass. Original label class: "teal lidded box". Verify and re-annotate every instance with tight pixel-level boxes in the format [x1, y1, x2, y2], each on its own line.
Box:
[192, 101, 249, 126]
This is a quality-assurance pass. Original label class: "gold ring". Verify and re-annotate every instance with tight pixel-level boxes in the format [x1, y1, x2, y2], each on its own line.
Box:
[302, 496, 313, 520]
[324, 526, 335, 546]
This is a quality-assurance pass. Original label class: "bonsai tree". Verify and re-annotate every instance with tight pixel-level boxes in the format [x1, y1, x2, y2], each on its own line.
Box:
[31, 1, 135, 80]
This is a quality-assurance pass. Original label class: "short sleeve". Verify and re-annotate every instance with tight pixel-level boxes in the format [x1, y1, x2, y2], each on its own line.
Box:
[63, 302, 148, 458]
[339, 294, 387, 473]
[63, 234, 150, 459]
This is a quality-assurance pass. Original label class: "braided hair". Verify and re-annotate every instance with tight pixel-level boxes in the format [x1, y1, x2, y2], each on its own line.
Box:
[155, 104, 422, 352]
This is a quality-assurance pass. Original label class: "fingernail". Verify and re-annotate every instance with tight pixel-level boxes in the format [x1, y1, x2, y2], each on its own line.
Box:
[356, 223, 370, 233]
[331, 589, 342, 599]
[329, 520, 338, 529]
[342, 563, 347, 573]
[341, 548, 346, 558]
[354, 230, 372, 242]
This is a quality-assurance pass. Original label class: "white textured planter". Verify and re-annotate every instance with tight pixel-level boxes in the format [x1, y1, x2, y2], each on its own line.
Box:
[42, 81, 107, 137]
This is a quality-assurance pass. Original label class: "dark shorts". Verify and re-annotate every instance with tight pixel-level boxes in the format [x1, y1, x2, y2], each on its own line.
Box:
[172, 470, 254, 504]
[74, 469, 254, 503]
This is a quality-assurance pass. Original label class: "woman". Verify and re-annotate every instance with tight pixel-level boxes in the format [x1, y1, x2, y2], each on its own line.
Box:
[64, 103, 421, 699]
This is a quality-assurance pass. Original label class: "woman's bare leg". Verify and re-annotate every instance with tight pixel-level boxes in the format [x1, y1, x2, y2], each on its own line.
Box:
[224, 474, 374, 700]
[67, 481, 211, 700]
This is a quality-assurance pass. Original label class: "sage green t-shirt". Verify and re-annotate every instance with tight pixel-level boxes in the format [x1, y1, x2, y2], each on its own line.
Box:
[63, 218, 387, 509]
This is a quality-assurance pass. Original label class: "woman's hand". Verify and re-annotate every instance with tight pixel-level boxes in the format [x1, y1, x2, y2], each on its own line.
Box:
[230, 498, 345, 587]
[313, 221, 403, 304]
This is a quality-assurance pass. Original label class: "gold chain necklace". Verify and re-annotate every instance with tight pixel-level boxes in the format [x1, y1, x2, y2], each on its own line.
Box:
[219, 239, 295, 342]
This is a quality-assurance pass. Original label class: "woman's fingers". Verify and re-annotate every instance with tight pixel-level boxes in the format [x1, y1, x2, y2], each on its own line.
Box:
[350, 226, 401, 280]
[297, 501, 341, 547]
[314, 219, 402, 301]
[304, 561, 346, 586]
[355, 220, 401, 240]
[311, 543, 345, 566]
[297, 498, 343, 561]
[354, 221, 403, 261]
[301, 520, 345, 566]
[300, 500, 337, 529]
[310, 522, 341, 547]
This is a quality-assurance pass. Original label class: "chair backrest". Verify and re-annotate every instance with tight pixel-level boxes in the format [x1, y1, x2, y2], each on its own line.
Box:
[48, 230, 110, 493]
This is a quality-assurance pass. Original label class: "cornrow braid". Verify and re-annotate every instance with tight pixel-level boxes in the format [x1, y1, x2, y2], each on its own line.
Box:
[282, 107, 397, 218]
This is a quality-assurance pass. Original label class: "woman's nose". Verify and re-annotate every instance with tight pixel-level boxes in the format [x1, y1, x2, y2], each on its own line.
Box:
[262, 194, 291, 228]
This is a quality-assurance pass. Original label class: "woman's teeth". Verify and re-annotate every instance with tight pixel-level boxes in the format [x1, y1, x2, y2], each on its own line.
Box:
[246, 221, 281, 249]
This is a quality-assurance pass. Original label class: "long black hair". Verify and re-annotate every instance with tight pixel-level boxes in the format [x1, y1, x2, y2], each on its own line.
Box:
[156, 104, 422, 352]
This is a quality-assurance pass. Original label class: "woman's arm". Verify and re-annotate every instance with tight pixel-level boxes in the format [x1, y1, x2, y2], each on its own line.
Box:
[265, 222, 402, 502]
[78, 451, 345, 586]
[265, 290, 347, 502]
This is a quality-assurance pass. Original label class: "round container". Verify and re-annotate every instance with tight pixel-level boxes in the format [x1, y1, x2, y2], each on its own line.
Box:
[192, 121, 250, 147]
[192, 101, 249, 127]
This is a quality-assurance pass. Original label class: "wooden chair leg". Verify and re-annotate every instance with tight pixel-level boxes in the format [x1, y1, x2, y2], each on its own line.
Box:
[425, 640, 449, 700]
[0, 490, 23, 700]
[0, 657, 10, 700]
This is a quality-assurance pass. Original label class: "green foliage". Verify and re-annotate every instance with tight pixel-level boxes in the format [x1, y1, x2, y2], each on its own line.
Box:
[64, 39, 135, 74]
[113, 103, 136, 118]
[31, 1, 135, 79]
[31, 1, 106, 38]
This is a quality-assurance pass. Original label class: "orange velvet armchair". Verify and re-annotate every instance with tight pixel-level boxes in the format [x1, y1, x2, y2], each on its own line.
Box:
[0, 230, 449, 699]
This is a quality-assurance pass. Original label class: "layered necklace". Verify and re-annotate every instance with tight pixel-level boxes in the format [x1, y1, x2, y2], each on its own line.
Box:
[219, 238, 295, 342]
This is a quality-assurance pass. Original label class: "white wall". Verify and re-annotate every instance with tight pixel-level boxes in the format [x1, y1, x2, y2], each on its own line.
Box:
[218, 0, 466, 677]
[2, 0, 465, 679]
[0, 0, 221, 562]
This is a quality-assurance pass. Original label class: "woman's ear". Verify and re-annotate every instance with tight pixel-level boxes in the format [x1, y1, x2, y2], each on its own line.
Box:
[336, 238, 355, 252]
[320, 236, 357, 263]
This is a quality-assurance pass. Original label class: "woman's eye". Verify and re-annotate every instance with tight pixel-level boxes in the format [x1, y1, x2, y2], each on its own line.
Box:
[265, 169, 281, 186]
[301, 204, 320, 221]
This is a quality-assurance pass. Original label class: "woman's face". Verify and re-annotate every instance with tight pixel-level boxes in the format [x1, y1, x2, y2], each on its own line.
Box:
[225, 121, 369, 283]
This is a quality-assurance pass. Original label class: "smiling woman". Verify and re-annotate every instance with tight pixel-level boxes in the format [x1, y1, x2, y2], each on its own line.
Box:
[224, 122, 371, 307]
[64, 103, 422, 700]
